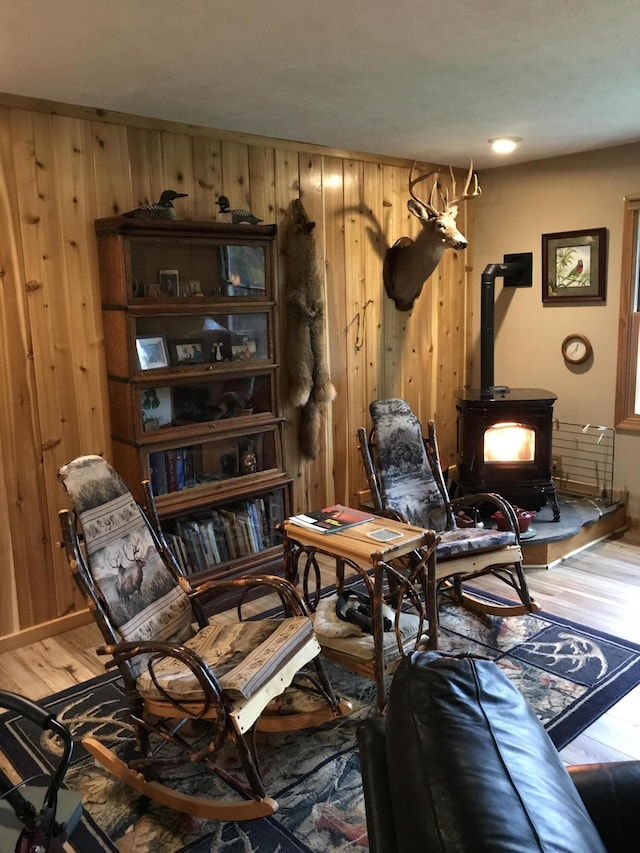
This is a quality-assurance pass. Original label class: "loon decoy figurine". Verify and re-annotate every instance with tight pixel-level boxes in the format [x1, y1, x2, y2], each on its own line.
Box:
[215, 196, 263, 225]
[124, 189, 188, 219]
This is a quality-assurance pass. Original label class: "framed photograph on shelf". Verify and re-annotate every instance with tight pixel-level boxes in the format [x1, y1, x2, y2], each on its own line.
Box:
[222, 245, 266, 296]
[232, 330, 258, 360]
[542, 228, 607, 304]
[158, 269, 179, 297]
[170, 339, 207, 366]
[136, 335, 170, 370]
[140, 386, 172, 431]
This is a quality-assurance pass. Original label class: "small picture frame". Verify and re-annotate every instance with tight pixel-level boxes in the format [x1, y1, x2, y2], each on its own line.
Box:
[135, 335, 170, 370]
[232, 330, 258, 360]
[223, 245, 266, 295]
[141, 386, 172, 430]
[177, 280, 191, 297]
[158, 269, 179, 297]
[542, 228, 607, 305]
[170, 339, 207, 366]
[188, 280, 203, 296]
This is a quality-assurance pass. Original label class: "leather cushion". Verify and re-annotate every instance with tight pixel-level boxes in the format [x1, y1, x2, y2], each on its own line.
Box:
[385, 652, 607, 852]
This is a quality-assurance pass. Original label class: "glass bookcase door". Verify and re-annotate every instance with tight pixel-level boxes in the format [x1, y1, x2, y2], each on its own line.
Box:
[146, 427, 280, 497]
[161, 485, 287, 574]
[138, 373, 275, 434]
[128, 239, 269, 301]
[133, 312, 271, 373]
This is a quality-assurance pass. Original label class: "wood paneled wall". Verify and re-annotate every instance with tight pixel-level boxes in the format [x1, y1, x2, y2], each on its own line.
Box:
[0, 94, 474, 641]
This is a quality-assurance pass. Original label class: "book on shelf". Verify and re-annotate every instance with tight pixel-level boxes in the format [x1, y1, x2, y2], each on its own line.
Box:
[159, 488, 287, 577]
[289, 504, 374, 534]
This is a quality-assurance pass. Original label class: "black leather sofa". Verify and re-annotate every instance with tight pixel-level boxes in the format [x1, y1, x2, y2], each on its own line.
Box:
[357, 652, 640, 852]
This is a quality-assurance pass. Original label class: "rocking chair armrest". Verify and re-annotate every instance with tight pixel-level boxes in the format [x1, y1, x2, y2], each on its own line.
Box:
[191, 574, 309, 617]
[98, 639, 227, 708]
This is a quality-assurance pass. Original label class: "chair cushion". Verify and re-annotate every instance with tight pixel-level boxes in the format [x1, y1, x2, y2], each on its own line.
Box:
[385, 652, 607, 853]
[137, 617, 316, 701]
[57, 455, 193, 651]
[369, 399, 449, 531]
[437, 526, 516, 560]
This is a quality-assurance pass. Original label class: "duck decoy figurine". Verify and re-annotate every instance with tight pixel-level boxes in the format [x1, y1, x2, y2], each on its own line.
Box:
[215, 196, 263, 225]
[124, 189, 188, 219]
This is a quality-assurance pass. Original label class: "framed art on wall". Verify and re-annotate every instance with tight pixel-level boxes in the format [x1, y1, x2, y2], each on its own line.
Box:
[542, 228, 607, 304]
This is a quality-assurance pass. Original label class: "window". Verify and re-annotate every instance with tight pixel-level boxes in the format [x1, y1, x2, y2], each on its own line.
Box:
[615, 194, 640, 429]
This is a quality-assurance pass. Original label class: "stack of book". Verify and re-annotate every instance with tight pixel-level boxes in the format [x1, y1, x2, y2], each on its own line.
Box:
[163, 491, 285, 574]
[288, 504, 373, 534]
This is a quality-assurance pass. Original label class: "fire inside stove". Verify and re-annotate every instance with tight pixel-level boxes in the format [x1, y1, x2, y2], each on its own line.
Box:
[484, 422, 535, 463]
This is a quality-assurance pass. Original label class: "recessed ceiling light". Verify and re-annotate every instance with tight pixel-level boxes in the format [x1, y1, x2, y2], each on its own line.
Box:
[489, 136, 522, 154]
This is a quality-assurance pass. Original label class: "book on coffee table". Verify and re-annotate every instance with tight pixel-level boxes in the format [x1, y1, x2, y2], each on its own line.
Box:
[289, 504, 374, 534]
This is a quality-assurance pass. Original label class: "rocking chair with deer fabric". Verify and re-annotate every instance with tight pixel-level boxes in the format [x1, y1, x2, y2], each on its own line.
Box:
[57, 455, 350, 821]
[358, 399, 540, 617]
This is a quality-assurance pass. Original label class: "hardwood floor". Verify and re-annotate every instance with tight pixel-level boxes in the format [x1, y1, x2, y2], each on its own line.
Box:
[0, 529, 639, 765]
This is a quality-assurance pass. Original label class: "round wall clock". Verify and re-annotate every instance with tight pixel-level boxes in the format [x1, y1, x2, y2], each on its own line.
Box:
[561, 333, 592, 365]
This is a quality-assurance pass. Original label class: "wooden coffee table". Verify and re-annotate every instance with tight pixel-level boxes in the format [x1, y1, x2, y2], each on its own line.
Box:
[282, 515, 438, 713]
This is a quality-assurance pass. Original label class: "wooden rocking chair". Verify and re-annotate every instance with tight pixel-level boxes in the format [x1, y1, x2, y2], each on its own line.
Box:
[358, 399, 540, 617]
[57, 455, 350, 821]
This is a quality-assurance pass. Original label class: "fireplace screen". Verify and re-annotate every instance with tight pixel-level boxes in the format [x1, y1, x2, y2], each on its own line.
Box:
[484, 422, 535, 463]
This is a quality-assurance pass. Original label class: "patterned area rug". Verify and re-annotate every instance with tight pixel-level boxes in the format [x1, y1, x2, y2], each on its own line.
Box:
[1, 596, 640, 852]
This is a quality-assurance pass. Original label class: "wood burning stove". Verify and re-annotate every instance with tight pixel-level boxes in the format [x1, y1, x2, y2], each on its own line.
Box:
[455, 387, 560, 519]
[453, 262, 560, 520]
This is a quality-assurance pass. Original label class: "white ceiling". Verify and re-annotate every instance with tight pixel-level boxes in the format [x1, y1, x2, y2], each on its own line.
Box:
[3, 0, 640, 169]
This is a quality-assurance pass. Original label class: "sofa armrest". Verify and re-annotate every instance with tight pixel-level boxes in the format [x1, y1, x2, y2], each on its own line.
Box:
[569, 761, 640, 853]
[356, 717, 398, 853]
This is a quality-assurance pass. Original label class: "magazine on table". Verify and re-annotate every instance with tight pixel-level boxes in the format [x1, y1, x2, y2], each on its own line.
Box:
[289, 504, 374, 534]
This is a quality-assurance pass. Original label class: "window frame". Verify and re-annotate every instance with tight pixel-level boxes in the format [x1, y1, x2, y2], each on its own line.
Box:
[615, 193, 640, 430]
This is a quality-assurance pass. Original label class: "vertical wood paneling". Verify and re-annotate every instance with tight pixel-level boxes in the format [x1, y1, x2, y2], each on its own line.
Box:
[0, 107, 38, 633]
[89, 121, 133, 217]
[248, 146, 276, 226]
[190, 136, 222, 220]
[0, 100, 473, 640]
[322, 156, 348, 504]
[160, 131, 193, 220]
[343, 159, 368, 505]
[219, 142, 250, 218]
[11, 109, 81, 622]
[126, 127, 164, 210]
[361, 162, 385, 412]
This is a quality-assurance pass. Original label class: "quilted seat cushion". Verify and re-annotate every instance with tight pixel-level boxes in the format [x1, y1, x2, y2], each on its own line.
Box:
[437, 526, 516, 560]
[136, 617, 317, 701]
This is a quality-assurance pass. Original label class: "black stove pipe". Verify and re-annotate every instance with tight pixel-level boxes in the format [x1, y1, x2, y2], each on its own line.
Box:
[480, 262, 523, 391]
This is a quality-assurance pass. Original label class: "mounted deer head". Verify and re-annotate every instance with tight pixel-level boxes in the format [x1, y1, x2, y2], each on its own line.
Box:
[383, 161, 481, 311]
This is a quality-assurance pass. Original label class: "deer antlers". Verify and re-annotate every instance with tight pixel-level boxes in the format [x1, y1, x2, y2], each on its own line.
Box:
[409, 160, 481, 216]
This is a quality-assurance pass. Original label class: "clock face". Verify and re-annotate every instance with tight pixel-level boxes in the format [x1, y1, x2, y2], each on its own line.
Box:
[562, 334, 592, 365]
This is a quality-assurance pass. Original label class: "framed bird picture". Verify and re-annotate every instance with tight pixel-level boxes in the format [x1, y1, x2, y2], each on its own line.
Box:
[542, 228, 607, 304]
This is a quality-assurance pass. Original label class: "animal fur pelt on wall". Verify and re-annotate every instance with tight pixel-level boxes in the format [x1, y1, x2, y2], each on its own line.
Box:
[285, 199, 336, 459]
